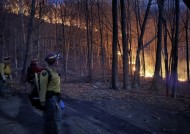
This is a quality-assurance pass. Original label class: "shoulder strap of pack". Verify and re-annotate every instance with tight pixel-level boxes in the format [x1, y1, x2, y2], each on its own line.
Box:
[44, 68, 52, 84]
[38, 69, 52, 92]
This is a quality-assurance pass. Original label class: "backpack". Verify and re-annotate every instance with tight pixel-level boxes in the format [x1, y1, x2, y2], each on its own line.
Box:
[28, 68, 52, 110]
[26, 66, 35, 83]
[35, 68, 52, 92]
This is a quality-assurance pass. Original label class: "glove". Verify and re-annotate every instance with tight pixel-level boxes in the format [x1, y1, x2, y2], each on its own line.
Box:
[59, 100, 65, 109]
[1, 74, 6, 82]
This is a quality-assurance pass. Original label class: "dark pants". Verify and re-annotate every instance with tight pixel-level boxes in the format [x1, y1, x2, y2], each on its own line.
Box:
[28, 85, 42, 110]
[44, 96, 62, 134]
[0, 79, 11, 97]
[0, 80, 6, 96]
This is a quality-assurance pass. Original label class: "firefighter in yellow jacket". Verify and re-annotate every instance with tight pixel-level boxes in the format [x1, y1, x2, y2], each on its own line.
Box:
[0, 57, 12, 98]
[39, 53, 62, 134]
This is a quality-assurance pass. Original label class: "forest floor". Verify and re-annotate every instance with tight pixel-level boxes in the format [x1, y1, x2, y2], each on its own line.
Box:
[60, 80, 190, 134]
[0, 79, 190, 134]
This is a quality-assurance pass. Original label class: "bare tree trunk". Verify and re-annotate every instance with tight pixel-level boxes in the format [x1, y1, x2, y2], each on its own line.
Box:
[76, 1, 83, 82]
[120, 0, 131, 90]
[64, 24, 72, 81]
[185, 10, 190, 82]
[112, 0, 118, 90]
[36, 2, 43, 58]
[142, 41, 146, 77]
[127, 0, 133, 78]
[133, 0, 152, 89]
[89, 1, 94, 79]
[97, 0, 107, 84]
[19, 0, 26, 62]
[61, 5, 67, 80]
[85, 0, 92, 82]
[180, 7, 189, 82]
[150, 0, 164, 90]
[106, 26, 111, 73]
[1, 11, 8, 58]
[21, 0, 35, 81]
[171, 0, 179, 98]
[13, 28, 18, 77]
[163, 19, 169, 97]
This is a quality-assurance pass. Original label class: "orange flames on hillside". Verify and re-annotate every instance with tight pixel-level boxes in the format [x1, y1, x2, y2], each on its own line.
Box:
[5, 3, 188, 82]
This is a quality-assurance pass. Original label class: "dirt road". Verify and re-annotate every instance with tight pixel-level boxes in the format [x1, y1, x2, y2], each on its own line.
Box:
[0, 82, 190, 134]
[0, 94, 147, 134]
[63, 99, 148, 134]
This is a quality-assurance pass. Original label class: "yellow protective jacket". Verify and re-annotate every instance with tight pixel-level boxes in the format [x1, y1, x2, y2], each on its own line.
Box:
[39, 66, 61, 103]
[0, 62, 11, 80]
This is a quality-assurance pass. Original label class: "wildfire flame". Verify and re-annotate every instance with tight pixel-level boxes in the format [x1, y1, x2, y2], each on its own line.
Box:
[178, 78, 187, 82]
[4, 2, 188, 82]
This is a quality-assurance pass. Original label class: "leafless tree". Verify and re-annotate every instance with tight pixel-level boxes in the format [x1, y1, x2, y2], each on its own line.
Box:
[163, 18, 170, 96]
[21, 0, 36, 80]
[120, 0, 131, 90]
[84, 0, 93, 82]
[171, 0, 179, 98]
[181, 9, 190, 82]
[111, 0, 118, 90]
[132, 0, 152, 89]
[96, 0, 108, 85]
[150, 0, 165, 90]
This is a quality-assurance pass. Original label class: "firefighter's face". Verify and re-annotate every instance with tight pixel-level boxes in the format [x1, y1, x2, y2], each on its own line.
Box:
[5, 59, 10, 64]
